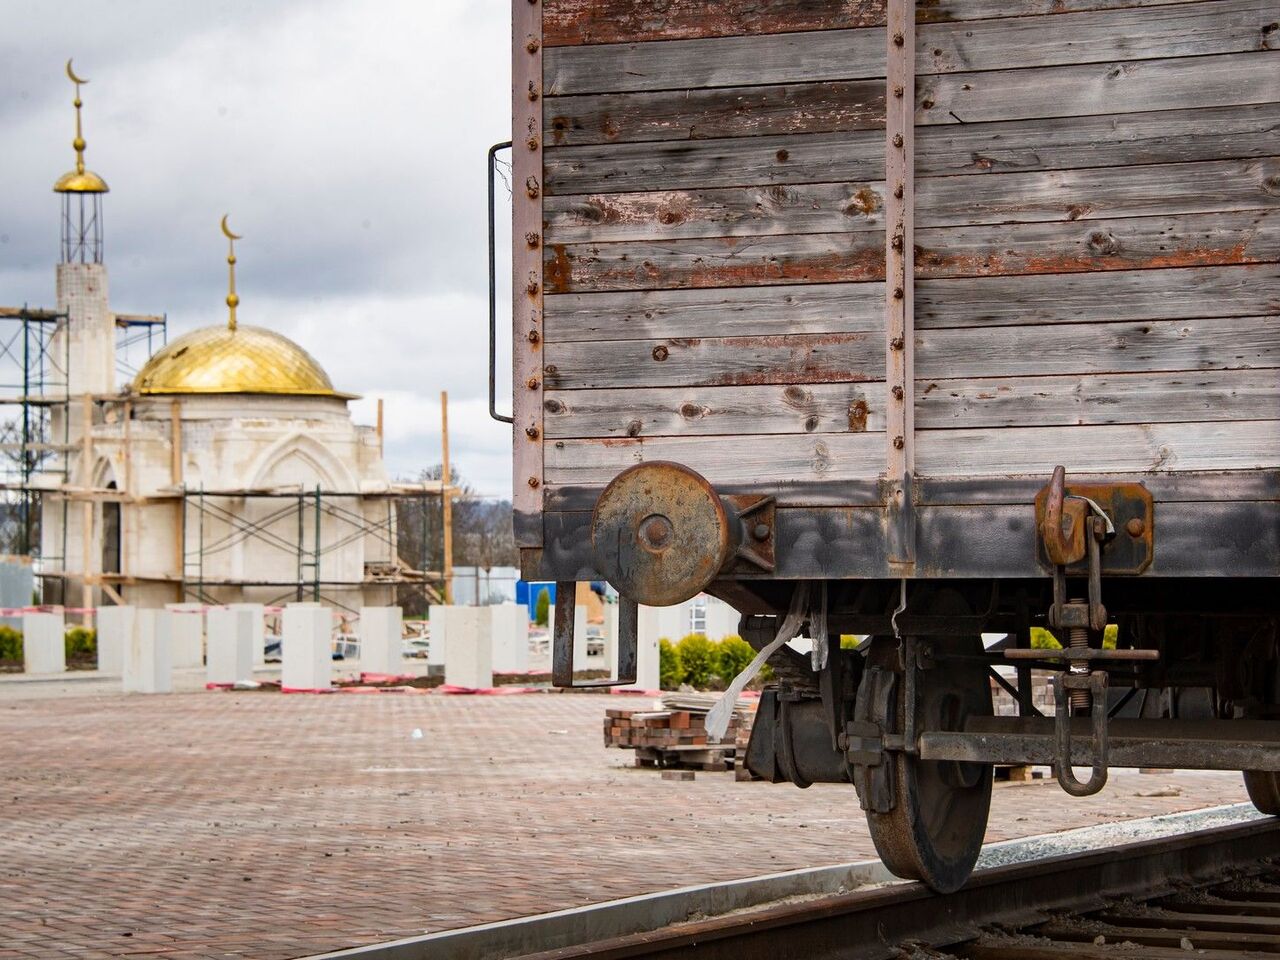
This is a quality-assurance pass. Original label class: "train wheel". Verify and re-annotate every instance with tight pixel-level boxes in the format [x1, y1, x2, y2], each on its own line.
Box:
[861, 594, 993, 893]
[1244, 771, 1280, 815]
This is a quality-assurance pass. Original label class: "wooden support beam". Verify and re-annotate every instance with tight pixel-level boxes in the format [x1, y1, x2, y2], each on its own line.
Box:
[441, 390, 453, 604]
[513, 0, 546, 546]
[884, 0, 916, 568]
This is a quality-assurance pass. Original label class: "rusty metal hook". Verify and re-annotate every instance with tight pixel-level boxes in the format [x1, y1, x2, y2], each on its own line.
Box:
[1043, 465, 1089, 566]
[1053, 671, 1109, 797]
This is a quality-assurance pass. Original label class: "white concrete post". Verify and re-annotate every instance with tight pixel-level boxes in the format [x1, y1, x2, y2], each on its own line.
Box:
[206, 606, 253, 686]
[427, 605, 448, 667]
[622, 605, 662, 691]
[22, 610, 65, 675]
[490, 602, 530, 673]
[282, 604, 332, 692]
[96, 605, 134, 675]
[572, 603, 591, 671]
[123, 609, 172, 694]
[165, 603, 205, 669]
[443, 606, 492, 689]
[602, 602, 619, 674]
[360, 606, 403, 675]
[705, 597, 740, 641]
[230, 603, 266, 665]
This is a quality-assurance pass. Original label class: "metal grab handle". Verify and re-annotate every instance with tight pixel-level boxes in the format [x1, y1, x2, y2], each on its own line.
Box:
[487, 141, 514, 424]
[1053, 671, 1110, 797]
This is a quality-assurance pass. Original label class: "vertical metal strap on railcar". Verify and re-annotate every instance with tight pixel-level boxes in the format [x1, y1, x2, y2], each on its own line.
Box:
[512, 0, 545, 548]
[884, 0, 917, 569]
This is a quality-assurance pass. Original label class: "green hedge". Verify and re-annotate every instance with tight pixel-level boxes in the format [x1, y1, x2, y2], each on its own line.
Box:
[658, 633, 763, 691]
[0, 625, 98, 662]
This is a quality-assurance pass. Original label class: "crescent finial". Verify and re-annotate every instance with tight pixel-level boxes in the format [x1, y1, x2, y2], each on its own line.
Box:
[66, 59, 88, 85]
[220, 215, 242, 241]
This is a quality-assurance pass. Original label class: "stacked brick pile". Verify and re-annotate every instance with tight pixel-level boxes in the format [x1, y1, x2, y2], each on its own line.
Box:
[991, 673, 1056, 716]
[603, 706, 751, 770]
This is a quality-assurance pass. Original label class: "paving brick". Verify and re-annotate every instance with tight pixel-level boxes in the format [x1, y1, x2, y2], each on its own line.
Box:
[0, 689, 1251, 958]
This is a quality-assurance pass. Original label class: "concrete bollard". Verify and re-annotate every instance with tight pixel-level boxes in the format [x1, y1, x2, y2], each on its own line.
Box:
[230, 603, 266, 665]
[96, 605, 134, 675]
[426, 604, 448, 667]
[123, 609, 172, 694]
[165, 603, 205, 669]
[360, 606, 403, 675]
[282, 604, 332, 692]
[619, 605, 663, 691]
[490, 602, 530, 673]
[572, 604, 591, 672]
[22, 610, 65, 674]
[443, 606, 492, 689]
[206, 606, 254, 686]
[602, 602, 619, 674]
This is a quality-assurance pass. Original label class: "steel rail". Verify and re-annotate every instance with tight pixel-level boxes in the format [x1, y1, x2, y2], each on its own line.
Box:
[511, 818, 1280, 960]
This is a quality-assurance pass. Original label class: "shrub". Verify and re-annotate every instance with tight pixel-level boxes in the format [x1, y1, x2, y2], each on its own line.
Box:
[839, 635, 860, 650]
[0, 625, 21, 661]
[65, 626, 96, 659]
[715, 635, 755, 682]
[1030, 627, 1061, 649]
[534, 587, 550, 627]
[658, 638, 682, 690]
[677, 633, 716, 688]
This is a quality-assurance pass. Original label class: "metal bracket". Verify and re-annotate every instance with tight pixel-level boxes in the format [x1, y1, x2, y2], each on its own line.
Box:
[551, 581, 638, 688]
[725, 493, 776, 572]
[1036, 465, 1153, 575]
[1052, 671, 1110, 797]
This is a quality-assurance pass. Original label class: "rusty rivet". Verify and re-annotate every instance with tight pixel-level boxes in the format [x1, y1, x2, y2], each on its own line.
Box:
[893, 184, 904, 199]
[752, 523, 770, 542]
[891, 234, 904, 251]
[893, 436, 905, 449]
[892, 32, 904, 46]
[652, 345, 669, 361]
[527, 279, 540, 295]
[890, 336, 905, 350]
[892, 287, 904, 300]
[526, 38, 539, 53]
[525, 177, 540, 198]
[527, 329, 541, 344]
[527, 476, 540, 488]
[526, 376, 539, 390]
[892, 134, 904, 148]
[525, 232, 540, 248]
[527, 81, 539, 101]
[893, 84, 904, 98]
[525, 425, 539, 439]
[892, 385, 904, 400]
[1126, 518, 1146, 538]
[526, 136, 539, 151]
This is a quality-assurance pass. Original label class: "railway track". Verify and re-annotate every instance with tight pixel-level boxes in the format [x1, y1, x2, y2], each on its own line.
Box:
[316, 810, 1280, 960]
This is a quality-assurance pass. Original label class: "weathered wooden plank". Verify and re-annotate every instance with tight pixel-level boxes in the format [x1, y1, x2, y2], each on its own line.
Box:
[545, 432, 884, 484]
[543, 382, 887, 438]
[544, 266, 1279, 341]
[541, 369, 1279, 439]
[545, 209, 1280, 292]
[916, 420, 1280, 476]
[917, 316, 1280, 379]
[544, 158, 1280, 242]
[545, 52, 1277, 146]
[542, 0, 1209, 47]
[544, 103, 1280, 195]
[545, 315, 1278, 390]
[543, 332, 882, 390]
[917, 51, 1279, 128]
[546, 79, 885, 146]
[543, 420, 1280, 484]
[546, 1, 1270, 94]
[915, 369, 1280, 429]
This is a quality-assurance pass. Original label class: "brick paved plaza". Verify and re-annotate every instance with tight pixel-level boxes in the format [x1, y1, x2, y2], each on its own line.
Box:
[0, 686, 1251, 959]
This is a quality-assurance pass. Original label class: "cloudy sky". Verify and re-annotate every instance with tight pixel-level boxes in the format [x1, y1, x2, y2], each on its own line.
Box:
[0, 0, 517, 497]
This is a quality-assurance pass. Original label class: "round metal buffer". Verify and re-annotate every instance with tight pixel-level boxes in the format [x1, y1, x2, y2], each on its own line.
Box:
[591, 462, 732, 607]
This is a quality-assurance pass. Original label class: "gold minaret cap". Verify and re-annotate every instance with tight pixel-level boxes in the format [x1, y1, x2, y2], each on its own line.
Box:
[53, 59, 109, 194]
[221, 215, 242, 331]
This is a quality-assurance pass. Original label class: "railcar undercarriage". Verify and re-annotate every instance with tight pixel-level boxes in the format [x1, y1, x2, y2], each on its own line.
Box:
[543, 460, 1280, 893]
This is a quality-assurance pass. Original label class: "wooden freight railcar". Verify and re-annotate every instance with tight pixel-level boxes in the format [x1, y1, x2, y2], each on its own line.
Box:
[493, 0, 1280, 890]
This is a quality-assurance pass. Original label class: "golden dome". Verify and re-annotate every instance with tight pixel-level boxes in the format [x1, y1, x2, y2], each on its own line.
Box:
[53, 168, 109, 193]
[132, 325, 351, 398]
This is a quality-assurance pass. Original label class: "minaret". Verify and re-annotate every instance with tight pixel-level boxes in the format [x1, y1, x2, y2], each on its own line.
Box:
[52, 59, 115, 397]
